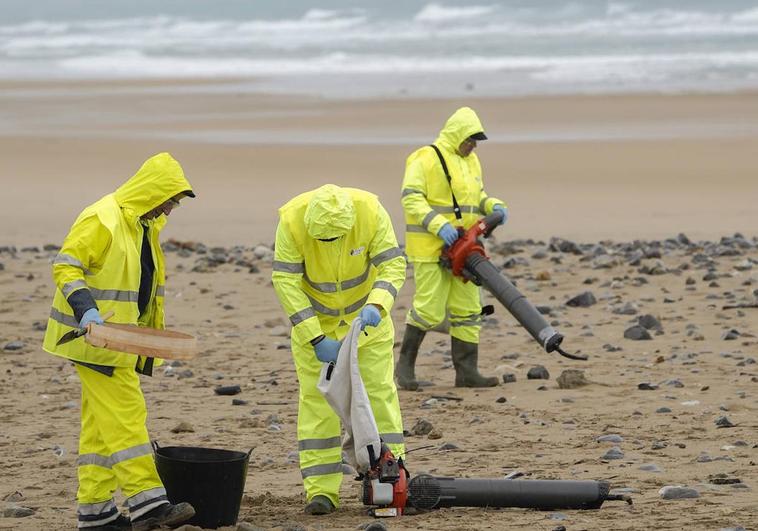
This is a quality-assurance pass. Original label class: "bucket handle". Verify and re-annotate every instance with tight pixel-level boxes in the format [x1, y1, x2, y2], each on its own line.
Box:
[246, 448, 254, 459]
[152, 440, 161, 453]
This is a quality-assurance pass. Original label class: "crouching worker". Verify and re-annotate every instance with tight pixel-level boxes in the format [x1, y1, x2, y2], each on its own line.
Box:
[272, 184, 406, 515]
[42, 153, 197, 531]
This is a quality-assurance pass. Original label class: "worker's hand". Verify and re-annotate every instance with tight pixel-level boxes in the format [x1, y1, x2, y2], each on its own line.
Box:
[437, 223, 459, 246]
[79, 308, 104, 328]
[359, 305, 382, 330]
[493, 205, 509, 225]
[313, 337, 341, 364]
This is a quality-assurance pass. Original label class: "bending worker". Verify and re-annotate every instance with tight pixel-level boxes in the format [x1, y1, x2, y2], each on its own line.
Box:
[42, 153, 196, 531]
[272, 184, 406, 515]
[397, 107, 508, 389]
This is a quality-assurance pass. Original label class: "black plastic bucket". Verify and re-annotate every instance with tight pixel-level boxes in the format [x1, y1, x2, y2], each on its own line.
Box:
[154, 443, 252, 529]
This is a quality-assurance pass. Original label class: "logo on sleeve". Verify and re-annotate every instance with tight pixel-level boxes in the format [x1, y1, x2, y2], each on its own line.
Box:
[350, 246, 365, 256]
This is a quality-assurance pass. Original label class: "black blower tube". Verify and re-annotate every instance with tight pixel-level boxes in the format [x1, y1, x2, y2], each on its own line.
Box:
[465, 252, 563, 353]
[408, 476, 611, 510]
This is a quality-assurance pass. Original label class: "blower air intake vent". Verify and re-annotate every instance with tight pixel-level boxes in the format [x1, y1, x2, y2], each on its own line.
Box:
[407, 474, 442, 510]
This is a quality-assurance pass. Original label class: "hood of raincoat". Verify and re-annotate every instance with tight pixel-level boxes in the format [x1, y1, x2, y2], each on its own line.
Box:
[304, 184, 356, 239]
[435, 107, 486, 153]
[114, 152, 194, 221]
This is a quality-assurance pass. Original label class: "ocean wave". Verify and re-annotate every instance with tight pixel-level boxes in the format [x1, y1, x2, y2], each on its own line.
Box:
[414, 3, 498, 22]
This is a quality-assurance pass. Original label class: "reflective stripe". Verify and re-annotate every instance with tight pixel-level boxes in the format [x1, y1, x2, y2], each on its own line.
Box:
[155, 285, 165, 297]
[380, 432, 405, 444]
[126, 486, 168, 518]
[479, 197, 488, 213]
[78, 500, 118, 524]
[50, 307, 80, 328]
[289, 307, 316, 325]
[372, 280, 397, 299]
[409, 308, 433, 329]
[402, 188, 424, 197]
[273, 260, 304, 274]
[307, 296, 340, 317]
[421, 211, 437, 229]
[62, 279, 88, 298]
[437, 205, 478, 214]
[344, 294, 369, 315]
[301, 462, 343, 478]
[78, 500, 116, 517]
[305, 267, 371, 293]
[370, 247, 403, 267]
[341, 267, 370, 290]
[77, 442, 153, 469]
[450, 319, 482, 327]
[406, 224, 427, 233]
[298, 436, 342, 451]
[53, 253, 92, 275]
[90, 288, 138, 303]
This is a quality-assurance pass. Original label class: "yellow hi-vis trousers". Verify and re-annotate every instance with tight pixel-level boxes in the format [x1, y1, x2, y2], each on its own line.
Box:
[406, 262, 482, 343]
[293, 317, 405, 507]
[75, 365, 167, 528]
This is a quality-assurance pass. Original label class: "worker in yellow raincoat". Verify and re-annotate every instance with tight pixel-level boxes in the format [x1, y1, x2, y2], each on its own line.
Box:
[397, 107, 508, 390]
[42, 153, 196, 531]
[272, 184, 406, 515]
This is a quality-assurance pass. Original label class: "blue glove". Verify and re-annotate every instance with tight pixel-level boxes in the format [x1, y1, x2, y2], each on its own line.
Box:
[359, 305, 382, 330]
[313, 337, 341, 364]
[437, 223, 459, 246]
[79, 308, 104, 328]
[493, 205, 508, 225]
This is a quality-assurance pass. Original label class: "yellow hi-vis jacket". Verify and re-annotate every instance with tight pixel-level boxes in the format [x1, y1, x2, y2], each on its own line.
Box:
[42, 153, 194, 369]
[402, 107, 505, 262]
[272, 188, 406, 346]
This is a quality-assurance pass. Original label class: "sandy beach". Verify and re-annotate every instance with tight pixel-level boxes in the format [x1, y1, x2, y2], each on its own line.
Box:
[1, 81, 757, 530]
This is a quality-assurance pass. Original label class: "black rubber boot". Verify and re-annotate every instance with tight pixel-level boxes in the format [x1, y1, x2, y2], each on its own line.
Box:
[395, 325, 426, 391]
[451, 337, 498, 388]
[304, 495, 336, 515]
[131, 502, 195, 531]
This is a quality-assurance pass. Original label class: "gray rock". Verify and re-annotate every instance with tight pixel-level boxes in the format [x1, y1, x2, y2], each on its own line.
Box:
[2, 506, 35, 518]
[651, 440, 668, 450]
[721, 329, 740, 340]
[715, 415, 735, 428]
[624, 325, 652, 340]
[639, 463, 663, 472]
[656, 407, 672, 413]
[696, 453, 713, 463]
[439, 442, 460, 451]
[602, 446, 624, 460]
[527, 365, 550, 380]
[566, 291, 597, 308]
[638, 382, 658, 390]
[612, 302, 638, 315]
[556, 369, 588, 389]
[502, 373, 517, 384]
[2, 341, 25, 351]
[638, 314, 663, 331]
[411, 418, 434, 436]
[659, 485, 700, 500]
[597, 434, 624, 443]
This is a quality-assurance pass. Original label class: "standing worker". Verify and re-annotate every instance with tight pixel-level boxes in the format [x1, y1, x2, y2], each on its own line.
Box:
[397, 107, 508, 390]
[271, 184, 406, 515]
[42, 153, 197, 531]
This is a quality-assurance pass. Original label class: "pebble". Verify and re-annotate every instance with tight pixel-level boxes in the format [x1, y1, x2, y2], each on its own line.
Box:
[715, 415, 735, 428]
[214, 385, 242, 396]
[602, 446, 624, 460]
[527, 365, 550, 380]
[495, 396, 507, 403]
[721, 329, 740, 340]
[638, 382, 659, 390]
[2, 341, 25, 351]
[612, 301, 638, 315]
[638, 314, 663, 331]
[651, 440, 668, 450]
[656, 407, 672, 413]
[411, 418, 434, 436]
[502, 373, 517, 383]
[624, 325, 652, 340]
[232, 399, 249, 406]
[439, 442, 460, 451]
[171, 421, 195, 433]
[597, 434, 624, 443]
[639, 463, 663, 472]
[658, 485, 700, 500]
[556, 369, 588, 389]
[566, 291, 597, 308]
[2, 506, 35, 518]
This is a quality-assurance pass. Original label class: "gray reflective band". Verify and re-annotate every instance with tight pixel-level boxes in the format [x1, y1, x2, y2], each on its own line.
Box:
[289, 307, 316, 325]
[126, 487, 167, 508]
[307, 296, 340, 317]
[78, 500, 116, 517]
[450, 319, 482, 327]
[406, 224, 427, 233]
[50, 307, 80, 328]
[437, 205, 478, 214]
[340, 267, 370, 290]
[479, 197, 488, 212]
[298, 436, 342, 451]
[273, 260, 304, 274]
[304, 272, 338, 293]
[62, 279, 88, 298]
[409, 308, 433, 329]
[380, 432, 405, 444]
[450, 312, 482, 320]
[91, 288, 139, 303]
[78, 442, 153, 469]
[344, 294, 369, 315]
[402, 188, 424, 197]
[53, 253, 92, 275]
[155, 285, 165, 297]
[421, 210, 437, 229]
[372, 280, 397, 299]
[371, 247, 403, 267]
[301, 462, 343, 478]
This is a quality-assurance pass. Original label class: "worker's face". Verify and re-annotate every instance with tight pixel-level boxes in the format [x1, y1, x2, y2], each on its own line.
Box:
[457, 137, 477, 157]
[141, 195, 183, 220]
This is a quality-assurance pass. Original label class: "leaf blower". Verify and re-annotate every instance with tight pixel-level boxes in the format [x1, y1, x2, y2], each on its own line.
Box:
[441, 211, 587, 360]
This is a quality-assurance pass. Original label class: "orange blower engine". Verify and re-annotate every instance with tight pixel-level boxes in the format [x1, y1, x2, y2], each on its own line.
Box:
[441, 211, 586, 361]
[361, 444, 409, 517]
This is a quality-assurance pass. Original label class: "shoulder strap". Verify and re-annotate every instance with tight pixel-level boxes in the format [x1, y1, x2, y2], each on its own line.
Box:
[429, 144, 462, 220]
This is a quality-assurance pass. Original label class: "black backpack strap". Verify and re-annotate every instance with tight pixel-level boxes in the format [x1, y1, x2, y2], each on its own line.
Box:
[429, 144, 462, 220]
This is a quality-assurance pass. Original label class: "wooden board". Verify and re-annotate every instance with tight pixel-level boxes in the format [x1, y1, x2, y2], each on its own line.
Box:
[85, 323, 198, 360]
